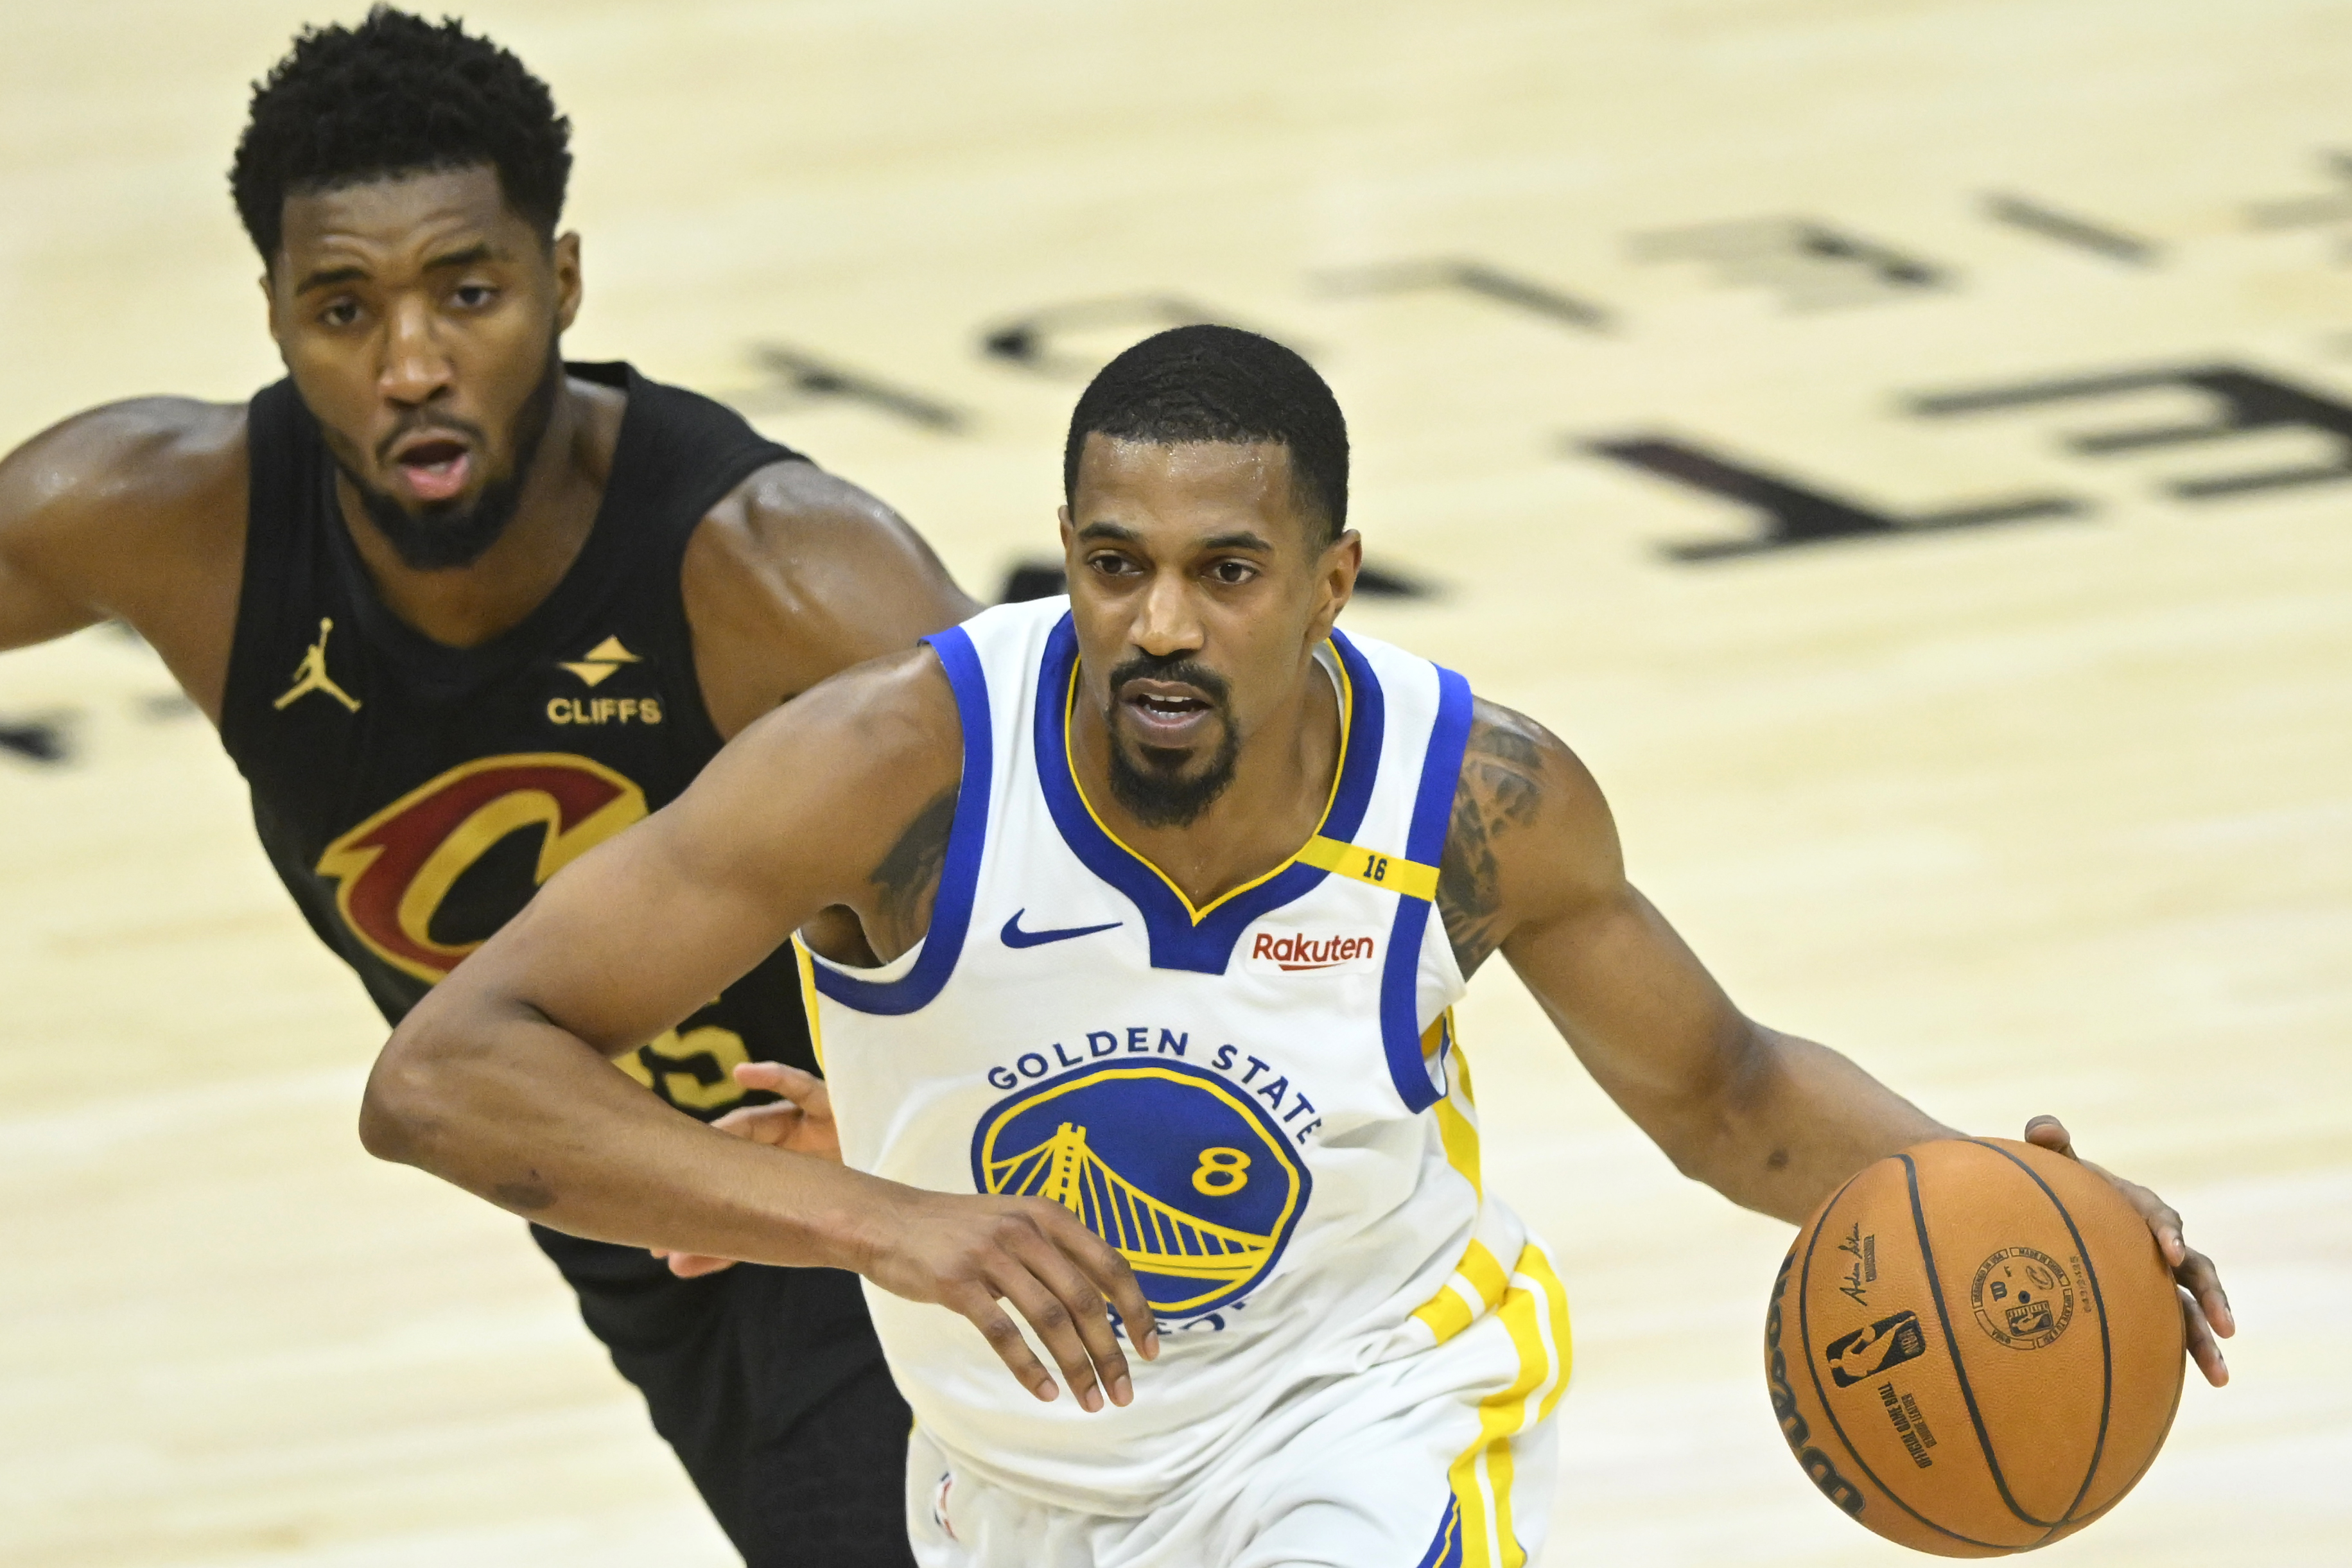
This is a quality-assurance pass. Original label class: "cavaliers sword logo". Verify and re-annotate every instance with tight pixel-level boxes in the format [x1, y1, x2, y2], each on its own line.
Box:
[315, 753, 648, 984]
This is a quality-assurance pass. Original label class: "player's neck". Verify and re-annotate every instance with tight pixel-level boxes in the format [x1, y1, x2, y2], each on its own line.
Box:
[335, 375, 624, 650]
[1075, 654, 1342, 910]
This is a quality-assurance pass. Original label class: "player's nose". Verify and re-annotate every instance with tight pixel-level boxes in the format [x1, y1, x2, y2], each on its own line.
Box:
[378, 295, 454, 408]
[1129, 570, 1205, 658]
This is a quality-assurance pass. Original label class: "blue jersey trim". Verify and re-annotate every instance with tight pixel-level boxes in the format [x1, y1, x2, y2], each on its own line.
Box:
[810, 627, 991, 1015]
[1379, 662, 1474, 1112]
[1034, 614, 1387, 974]
[1415, 1495, 1465, 1568]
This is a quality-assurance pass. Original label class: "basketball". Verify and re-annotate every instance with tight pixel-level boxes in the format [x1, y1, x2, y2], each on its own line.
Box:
[1763, 1138, 2186, 1556]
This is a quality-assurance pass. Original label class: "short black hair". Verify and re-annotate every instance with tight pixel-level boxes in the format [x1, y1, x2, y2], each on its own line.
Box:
[1065, 325, 1349, 545]
[231, 6, 572, 266]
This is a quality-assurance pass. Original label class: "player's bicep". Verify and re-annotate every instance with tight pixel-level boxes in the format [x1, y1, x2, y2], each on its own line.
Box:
[0, 398, 243, 653]
[1463, 699, 1755, 1118]
[475, 786, 812, 1056]
[0, 426, 113, 649]
[751, 471, 977, 663]
[444, 648, 959, 1054]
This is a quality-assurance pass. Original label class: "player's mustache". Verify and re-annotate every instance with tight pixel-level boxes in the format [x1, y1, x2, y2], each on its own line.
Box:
[1107, 652, 1231, 710]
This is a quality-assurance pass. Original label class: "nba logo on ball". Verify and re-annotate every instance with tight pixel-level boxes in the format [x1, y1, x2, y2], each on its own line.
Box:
[1823, 1309, 1929, 1387]
[970, 1060, 1310, 1318]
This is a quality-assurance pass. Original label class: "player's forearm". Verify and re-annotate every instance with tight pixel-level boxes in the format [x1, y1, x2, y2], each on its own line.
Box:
[361, 999, 887, 1269]
[1677, 1025, 1956, 1224]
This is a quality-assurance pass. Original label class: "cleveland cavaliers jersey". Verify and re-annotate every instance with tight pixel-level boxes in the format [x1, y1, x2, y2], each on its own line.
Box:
[217, 362, 816, 1115]
[802, 597, 1558, 1514]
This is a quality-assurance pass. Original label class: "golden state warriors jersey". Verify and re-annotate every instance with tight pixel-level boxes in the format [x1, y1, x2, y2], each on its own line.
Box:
[803, 597, 1552, 1515]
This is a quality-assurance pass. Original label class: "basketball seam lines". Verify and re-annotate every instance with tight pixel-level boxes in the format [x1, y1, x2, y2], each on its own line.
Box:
[1906, 1151, 2061, 1531]
[1797, 1172, 2008, 1551]
[1972, 1138, 2116, 1533]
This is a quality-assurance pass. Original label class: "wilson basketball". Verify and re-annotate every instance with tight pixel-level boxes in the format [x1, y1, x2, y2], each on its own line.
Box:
[1763, 1138, 2186, 1556]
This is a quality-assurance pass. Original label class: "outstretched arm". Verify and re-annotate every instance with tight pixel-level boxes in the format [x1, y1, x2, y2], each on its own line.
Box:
[1450, 697, 2231, 1382]
[366, 646, 1157, 1408]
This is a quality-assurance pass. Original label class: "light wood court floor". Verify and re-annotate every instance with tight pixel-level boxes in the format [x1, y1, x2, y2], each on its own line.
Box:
[3, 2, 2348, 1563]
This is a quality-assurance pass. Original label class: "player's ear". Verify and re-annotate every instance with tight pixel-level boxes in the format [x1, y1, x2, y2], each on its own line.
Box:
[1307, 528, 1361, 642]
[552, 231, 584, 333]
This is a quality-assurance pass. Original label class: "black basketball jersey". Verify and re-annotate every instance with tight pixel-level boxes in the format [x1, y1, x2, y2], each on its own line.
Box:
[219, 362, 815, 1117]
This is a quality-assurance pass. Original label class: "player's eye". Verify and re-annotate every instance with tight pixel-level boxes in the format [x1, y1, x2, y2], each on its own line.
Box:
[451, 283, 498, 309]
[1088, 552, 1141, 578]
[318, 300, 361, 328]
[1208, 559, 1257, 585]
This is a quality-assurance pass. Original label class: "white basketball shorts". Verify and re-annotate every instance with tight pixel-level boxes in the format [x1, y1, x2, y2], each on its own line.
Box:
[902, 1249, 1569, 1568]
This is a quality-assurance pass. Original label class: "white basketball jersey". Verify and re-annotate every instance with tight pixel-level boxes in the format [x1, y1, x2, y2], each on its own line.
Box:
[800, 597, 1547, 1515]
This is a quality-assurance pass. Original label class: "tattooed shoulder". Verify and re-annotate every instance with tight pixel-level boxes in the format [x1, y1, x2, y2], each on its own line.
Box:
[1436, 700, 1556, 976]
[865, 785, 959, 958]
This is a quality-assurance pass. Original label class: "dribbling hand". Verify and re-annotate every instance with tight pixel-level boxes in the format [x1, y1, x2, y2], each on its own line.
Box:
[2025, 1115, 2234, 1388]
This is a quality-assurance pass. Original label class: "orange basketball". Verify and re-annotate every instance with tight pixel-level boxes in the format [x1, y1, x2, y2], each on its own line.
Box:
[1763, 1138, 2186, 1556]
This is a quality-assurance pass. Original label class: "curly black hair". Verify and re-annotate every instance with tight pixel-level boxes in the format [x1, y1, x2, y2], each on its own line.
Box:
[1065, 326, 1349, 545]
[230, 6, 572, 265]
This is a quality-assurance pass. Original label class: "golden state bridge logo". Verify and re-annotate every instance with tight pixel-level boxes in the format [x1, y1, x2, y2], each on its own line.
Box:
[971, 1061, 1309, 1318]
[315, 753, 647, 984]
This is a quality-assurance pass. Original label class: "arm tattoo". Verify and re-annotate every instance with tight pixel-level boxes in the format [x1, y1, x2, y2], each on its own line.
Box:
[1436, 712, 1547, 976]
[867, 785, 959, 951]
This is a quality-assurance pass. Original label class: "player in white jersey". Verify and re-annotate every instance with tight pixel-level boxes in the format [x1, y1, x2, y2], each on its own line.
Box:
[364, 327, 2233, 1566]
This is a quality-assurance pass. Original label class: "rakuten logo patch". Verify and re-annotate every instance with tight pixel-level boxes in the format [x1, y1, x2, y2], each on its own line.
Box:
[1246, 929, 1381, 973]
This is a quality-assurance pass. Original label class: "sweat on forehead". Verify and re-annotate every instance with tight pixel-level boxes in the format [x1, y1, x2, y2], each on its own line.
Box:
[1070, 437, 1323, 551]
[1065, 325, 1349, 546]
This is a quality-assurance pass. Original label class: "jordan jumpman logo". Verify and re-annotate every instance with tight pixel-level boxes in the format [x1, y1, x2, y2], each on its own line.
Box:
[274, 617, 362, 713]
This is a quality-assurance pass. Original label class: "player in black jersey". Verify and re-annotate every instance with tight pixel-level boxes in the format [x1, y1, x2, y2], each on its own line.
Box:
[0, 11, 964, 1565]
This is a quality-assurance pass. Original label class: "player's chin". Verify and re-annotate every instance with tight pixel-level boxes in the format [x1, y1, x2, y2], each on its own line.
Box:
[1119, 736, 1223, 788]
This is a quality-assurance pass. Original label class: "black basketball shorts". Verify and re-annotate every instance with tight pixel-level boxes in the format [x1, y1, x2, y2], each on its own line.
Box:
[532, 1226, 917, 1568]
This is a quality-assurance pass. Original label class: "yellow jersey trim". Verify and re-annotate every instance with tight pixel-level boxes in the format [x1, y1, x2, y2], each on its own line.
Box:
[1448, 1241, 1573, 1568]
[1295, 834, 1440, 902]
[791, 934, 827, 1073]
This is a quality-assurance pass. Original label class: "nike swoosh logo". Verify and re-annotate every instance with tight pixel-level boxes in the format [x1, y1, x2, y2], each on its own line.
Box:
[1000, 910, 1123, 948]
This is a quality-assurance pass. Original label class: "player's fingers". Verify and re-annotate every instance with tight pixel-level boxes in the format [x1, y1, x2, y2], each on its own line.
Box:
[705, 1104, 799, 1142]
[659, 1251, 740, 1278]
[730, 1059, 792, 1092]
[1072, 1213, 1162, 1363]
[989, 1253, 1115, 1413]
[2109, 1178, 2188, 1271]
[718, 1103, 810, 1147]
[2022, 1115, 2075, 1158]
[2176, 1245, 2234, 1338]
[954, 1285, 1059, 1404]
[1006, 1220, 1132, 1407]
[2180, 1284, 2228, 1388]
[732, 1061, 828, 1108]
[1038, 1203, 1158, 1362]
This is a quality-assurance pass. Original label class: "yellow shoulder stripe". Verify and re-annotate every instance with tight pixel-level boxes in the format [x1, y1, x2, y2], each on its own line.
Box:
[1297, 835, 1440, 902]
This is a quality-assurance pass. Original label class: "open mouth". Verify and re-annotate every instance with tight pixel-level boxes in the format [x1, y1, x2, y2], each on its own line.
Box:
[1120, 682, 1218, 742]
[390, 435, 474, 503]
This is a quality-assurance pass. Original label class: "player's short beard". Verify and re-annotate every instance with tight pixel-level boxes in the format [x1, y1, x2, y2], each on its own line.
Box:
[339, 350, 562, 572]
[1104, 652, 1241, 829]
